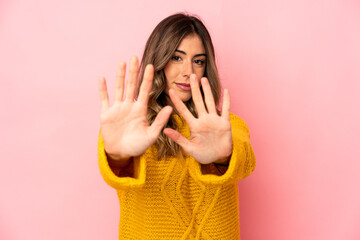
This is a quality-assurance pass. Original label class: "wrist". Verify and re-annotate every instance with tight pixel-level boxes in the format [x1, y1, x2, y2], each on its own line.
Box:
[106, 152, 132, 168]
[210, 155, 230, 175]
[213, 155, 231, 165]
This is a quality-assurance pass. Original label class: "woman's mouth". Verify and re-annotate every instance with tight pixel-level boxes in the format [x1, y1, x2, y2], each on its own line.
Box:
[175, 83, 191, 91]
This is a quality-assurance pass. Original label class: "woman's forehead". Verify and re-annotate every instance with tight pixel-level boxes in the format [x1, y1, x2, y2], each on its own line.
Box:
[176, 35, 205, 55]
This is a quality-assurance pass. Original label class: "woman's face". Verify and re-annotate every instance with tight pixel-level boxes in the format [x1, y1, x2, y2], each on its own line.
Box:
[164, 34, 206, 102]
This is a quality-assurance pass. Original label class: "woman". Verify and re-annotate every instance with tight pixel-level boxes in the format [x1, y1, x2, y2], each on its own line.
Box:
[98, 13, 255, 240]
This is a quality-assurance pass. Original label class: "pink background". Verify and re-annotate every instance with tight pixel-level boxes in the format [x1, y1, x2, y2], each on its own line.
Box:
[1, 0, 360, 239]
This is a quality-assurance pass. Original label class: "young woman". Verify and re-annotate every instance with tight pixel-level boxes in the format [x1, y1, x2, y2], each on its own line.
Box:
[98, 13, 256, 240]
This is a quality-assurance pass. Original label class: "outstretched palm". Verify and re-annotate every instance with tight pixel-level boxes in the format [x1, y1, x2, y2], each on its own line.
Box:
[99, 57, 172, 162]
[164, 74, 233, 165]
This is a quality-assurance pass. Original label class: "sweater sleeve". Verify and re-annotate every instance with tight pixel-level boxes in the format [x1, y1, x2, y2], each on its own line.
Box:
[98, 131, 146, 190]
[188, 113, 256, 186]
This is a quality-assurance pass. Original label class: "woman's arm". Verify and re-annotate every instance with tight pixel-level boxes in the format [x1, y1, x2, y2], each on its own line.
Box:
[189, 113, 256, 185]
[98, 57, 172, 189]
[98, 132, 147, 190]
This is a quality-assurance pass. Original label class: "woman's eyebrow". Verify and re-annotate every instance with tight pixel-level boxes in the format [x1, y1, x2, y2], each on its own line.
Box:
[175, 49, 207, 58]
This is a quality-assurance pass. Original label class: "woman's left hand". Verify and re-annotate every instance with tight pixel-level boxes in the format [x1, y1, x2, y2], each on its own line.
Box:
[164, 74, 233, 165]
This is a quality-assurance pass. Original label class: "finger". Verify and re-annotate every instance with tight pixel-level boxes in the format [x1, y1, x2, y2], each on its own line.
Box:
[137, 64, 154, 104]
[125, 56, 139, 101]
[115, 61, 126, 102]
[221, 89, 231, 120]
[163, 128, 191, 151]
[148, 106, 173, 139]
[99, 76, 109, 112]
[190, 74, 206, 116]
[201, 77, 217, 114]
[169, 89, 194, 123]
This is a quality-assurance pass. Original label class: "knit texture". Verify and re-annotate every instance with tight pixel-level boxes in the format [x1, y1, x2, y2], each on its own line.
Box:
[98, 113, 256, 240]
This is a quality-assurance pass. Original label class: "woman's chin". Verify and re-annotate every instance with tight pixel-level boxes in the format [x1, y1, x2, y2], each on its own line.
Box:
[179, 95, 192, 102]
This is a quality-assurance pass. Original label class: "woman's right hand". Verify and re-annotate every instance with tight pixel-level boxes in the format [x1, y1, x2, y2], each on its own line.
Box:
[99, 56, 173, 165]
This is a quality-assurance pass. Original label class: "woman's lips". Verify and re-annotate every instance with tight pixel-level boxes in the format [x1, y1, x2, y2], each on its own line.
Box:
[175, 83, 191, 91]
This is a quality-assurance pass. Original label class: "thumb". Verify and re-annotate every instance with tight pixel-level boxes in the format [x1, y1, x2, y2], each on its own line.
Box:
[148, 106, 173, 139]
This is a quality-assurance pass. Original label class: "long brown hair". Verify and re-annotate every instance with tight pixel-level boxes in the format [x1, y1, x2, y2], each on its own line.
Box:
[138, 13, 221, 159]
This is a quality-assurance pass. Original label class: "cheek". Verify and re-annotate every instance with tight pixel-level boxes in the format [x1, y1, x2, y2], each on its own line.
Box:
[195, 67, 206, 79]
[164, 67, 174, 91]
[164, 65, 177, 82]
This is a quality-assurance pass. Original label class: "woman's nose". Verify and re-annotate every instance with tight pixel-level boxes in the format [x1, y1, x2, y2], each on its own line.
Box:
[182, 60, 193, 77]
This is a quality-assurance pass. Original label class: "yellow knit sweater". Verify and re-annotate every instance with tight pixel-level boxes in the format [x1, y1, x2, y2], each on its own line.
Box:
[98, 113, 256, 240]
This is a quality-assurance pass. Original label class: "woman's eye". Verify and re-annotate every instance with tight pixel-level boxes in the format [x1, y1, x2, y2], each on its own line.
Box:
[171, 56, 181, 61]
[194, 59, 205, 65]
